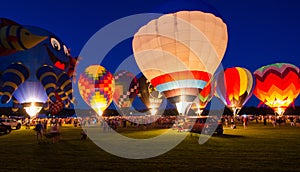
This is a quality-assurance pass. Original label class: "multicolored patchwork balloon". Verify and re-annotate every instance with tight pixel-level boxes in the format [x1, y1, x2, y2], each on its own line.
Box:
[113, 70, 138, 115]
[253, 63, 300, 115]
[78, 65, 115, 116]
[215, 67, 254, 116]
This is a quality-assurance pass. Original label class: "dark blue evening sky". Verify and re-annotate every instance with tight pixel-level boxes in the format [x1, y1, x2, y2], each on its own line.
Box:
[1, 0, 300, 108]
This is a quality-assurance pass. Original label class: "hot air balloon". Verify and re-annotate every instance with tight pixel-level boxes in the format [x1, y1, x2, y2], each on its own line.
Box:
[0, 19, 77, 116]
[78, 65, 115, 116]
[11, 96, 22, 112]
[191, 80, 215, 116]
[253, 63, 300, 116]
[0, 18, 47, 56]
[138, 75, 164, 115]
[43, 91, 65, 115]
[113, 70, 139, 115]
[0, 62, 46, 117]
[215, 67, 254, 116]
[132, 11, 228, 115]
[56, 88, 71, 108]
[48, 101, 64, 115]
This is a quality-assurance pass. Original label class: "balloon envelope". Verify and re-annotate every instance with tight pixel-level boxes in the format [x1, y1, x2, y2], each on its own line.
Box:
[113, 70, 139, 115]
[191, 80, 215, 115]
[0, 20, 76, 111]
[133, 11, 228, 115]
[215, 67, 254, 115]
[138, 75, 164, 115]
[78, 65, 115, 116]
[253, 63, 300, 115]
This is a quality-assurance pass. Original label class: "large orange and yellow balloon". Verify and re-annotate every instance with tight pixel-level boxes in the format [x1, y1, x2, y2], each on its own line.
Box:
[78, 65, 115, 116]
[215, 67, 254, 116]
[253, 63, 300, 115]
[132, 11, 228, 115]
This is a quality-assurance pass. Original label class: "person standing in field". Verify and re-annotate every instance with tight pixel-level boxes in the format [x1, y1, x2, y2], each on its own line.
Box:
[35, 121, 44, 143]
[263, 116, 267, 126]
[243, 116, 248, 129]
[50, 123, 60, 143]
[290, 116, 295, 127]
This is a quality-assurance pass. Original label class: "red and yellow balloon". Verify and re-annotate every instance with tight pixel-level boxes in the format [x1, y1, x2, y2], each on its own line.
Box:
[78, 65, 115, 116]
[253, 63, 300, 115]
[215, 67, 254, 116]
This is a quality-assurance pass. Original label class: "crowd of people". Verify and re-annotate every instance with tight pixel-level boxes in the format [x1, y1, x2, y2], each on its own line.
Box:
[222, 114, 300, 128]
[17, 114, 300, 144]
[80, 115, 177, 131]
[94, 114, 300, 131]
[33, 114, 300, 131]
[30, 118, 66, 144]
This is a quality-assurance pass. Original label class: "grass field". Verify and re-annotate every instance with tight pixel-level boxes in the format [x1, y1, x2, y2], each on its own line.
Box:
[1, 122, 300, 171]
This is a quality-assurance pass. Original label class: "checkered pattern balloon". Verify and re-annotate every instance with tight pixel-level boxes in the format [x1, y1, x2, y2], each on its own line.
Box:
[44, 91, 67, 115]
[113, 70, 139, 108]
[49, 101, 64, 115]
[78, 65, 115, 114]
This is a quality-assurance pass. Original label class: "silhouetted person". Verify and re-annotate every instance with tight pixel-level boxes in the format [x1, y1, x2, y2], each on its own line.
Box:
[35, 121, 44, 143]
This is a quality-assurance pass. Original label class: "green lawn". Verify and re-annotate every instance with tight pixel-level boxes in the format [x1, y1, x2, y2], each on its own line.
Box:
[1, 122, 300, 171]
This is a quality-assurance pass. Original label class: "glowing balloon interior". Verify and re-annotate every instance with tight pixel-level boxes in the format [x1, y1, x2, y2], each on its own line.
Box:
[23, 102, 44, 117]
[78, 65, 115, 116]
[254, 63, 300, 115]
[14, 82, 48, 103]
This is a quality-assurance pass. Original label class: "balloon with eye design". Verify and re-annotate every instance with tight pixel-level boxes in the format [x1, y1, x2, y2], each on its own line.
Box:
[0, 18, 78, 113]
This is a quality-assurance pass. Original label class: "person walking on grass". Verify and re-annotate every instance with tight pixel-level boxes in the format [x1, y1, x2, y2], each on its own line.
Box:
[35, 121, 44, 143]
